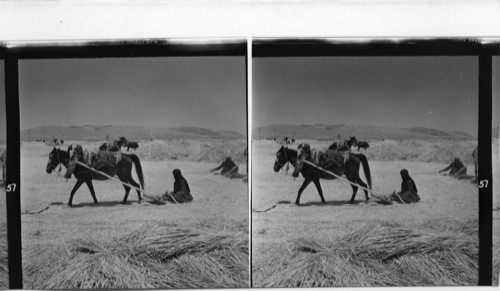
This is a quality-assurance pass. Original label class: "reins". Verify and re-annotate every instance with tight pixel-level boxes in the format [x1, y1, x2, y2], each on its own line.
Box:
[278, 149, 295, 176]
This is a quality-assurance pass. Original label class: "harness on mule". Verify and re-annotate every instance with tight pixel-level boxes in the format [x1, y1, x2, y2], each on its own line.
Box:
[65, 144, 122, 179]
[296, 143, 350, 176]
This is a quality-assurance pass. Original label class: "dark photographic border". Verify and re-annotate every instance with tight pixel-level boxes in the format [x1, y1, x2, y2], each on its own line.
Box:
[1, 38, 248, 289]
[252, 38, 499, 286]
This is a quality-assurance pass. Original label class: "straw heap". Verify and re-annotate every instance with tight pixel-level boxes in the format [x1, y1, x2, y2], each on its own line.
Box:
[0, 223, 8, 289]
[25, 222, 248, 289]
[254, 221, 478, 287]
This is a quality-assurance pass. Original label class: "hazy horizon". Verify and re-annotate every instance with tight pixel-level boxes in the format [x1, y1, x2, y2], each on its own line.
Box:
[255, 122, 477, 135]
[18, 57, 247, 136]
[253, 56, 481, 137]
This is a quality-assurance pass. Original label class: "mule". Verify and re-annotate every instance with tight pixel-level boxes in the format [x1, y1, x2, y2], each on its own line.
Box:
[99, 136, 128, 152]
[46, 147, 144, 207]
[126, 141, 139, 151]
[357, 141, 370, 151]
[328, 136, 358, 151]
[273, 146, 372, 205]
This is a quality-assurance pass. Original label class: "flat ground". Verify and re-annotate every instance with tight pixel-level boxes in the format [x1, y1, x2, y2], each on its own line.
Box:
[252, 139, 480, 286]
[20, 141, 248, 288]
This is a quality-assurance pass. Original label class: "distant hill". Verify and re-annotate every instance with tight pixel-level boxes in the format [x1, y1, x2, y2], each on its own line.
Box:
[253, 124, 476, 141]
[21, 125, 244, 142]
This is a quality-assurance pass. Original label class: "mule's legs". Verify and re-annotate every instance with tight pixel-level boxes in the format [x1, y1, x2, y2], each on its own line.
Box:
[68, 179, 85, 207]
[296, 179, 312, 205]
[353, 176, 370, 202]
[312, 178, 326, 203]
[344, 173, 360, 204]
[348, 183, 359, 204]
[84, 179, 99, 204]
[127, 177, 142, 203]
[121, 183, 131, 204]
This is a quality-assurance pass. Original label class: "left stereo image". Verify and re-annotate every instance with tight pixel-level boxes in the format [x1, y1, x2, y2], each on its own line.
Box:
[12, 41, 249, 289]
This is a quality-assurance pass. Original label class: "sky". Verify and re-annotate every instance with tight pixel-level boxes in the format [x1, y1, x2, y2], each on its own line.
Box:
[253, 56, 481, 137]
[19, 57, 246, 135]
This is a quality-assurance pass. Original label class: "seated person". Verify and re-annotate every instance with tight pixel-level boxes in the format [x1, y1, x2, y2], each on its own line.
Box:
[384, 169, 420, 204]
[244, 147, 248, 173]
[211, 157, 238, 176]
[439, 158, 467, 177]
[162, 169, 193, 203]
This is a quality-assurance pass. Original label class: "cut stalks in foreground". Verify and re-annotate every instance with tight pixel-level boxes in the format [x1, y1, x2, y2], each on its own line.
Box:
[24, 222, 249, 289]
[0, 223, 8, 289]
[253, 220, 478, 287]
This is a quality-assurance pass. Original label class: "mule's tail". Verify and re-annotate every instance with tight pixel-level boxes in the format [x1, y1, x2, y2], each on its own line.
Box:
[356, 153, 372, 189]
[127, 153, 145, 189]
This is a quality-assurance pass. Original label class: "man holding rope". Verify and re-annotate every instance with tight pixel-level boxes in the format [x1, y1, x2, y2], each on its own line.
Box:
[389, 169, 420, 204]
[161, 169, 193, 203]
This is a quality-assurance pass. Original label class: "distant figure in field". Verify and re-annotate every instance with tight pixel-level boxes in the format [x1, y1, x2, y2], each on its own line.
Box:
[472, 146, 478, 182]
[291, 138, 295, 143]
[126, 141, 139, 151]
[99, 136, 128, 152]
[162, 169, 193, 203]
[0, 149, 6, 185]
[439, 158, 467, 178]
[244, 147, 248, 173]
[211, 156, 239, 176]
[357, 141, 370, 151]
[328, 136, 358, 151]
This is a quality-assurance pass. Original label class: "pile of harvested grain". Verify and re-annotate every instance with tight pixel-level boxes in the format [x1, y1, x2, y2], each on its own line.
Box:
[253, 221, 478, 287]
[25, 222, 248, 289]
[137, 139, 247, 164]
[363, 139, 477, 164]
[0, 223, 8, 289]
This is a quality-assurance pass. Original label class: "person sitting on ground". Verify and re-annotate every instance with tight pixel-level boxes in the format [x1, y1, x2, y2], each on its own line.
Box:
[244, 147, 248, 173]
[439, 158, 467, 178]
[385, 169, 420, 204]
[211, 156, 238, 176]
[162, 169, 193, 203]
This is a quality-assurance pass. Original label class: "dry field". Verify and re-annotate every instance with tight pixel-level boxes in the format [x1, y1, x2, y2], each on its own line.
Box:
[20, 140, 249, 289]
[252, 139, 480, 287]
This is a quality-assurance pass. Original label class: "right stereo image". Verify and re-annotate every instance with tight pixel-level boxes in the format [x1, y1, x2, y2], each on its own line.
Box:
[251, 40, 496, 287]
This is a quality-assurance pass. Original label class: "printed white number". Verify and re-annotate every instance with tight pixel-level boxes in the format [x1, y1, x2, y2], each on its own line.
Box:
[478, 180, 489, 189]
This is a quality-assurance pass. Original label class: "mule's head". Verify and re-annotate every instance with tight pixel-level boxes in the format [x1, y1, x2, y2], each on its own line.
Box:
[117, 136, 128, 148]
[348, 136, 358, 146]
[46, 147, 61, 174]
[274, 146, 288, 172]
[63, 145, 84, 179]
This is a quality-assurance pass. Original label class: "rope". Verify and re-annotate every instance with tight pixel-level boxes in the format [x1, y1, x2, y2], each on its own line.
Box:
[74, 160, 178, 204]
[302, 160, 405, 204]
